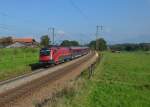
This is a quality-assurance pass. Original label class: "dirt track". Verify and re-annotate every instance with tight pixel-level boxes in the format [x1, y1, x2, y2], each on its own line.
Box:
[0, 51, 98, 107]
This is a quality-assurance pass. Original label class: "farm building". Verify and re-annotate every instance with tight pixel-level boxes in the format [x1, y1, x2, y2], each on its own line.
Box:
[10, 38, 39, 48]
[6, 42, 26, 48]
[0, 37, 39, 48]
[13, 38, 35, 45]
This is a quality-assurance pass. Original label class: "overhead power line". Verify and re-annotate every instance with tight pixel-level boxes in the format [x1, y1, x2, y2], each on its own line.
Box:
[96, 25, 103, 50]
[0, 12, 8, 17]
[0, 11, 43, 36]
[0, 24, 9, 30]
[68, 0, 88, 20]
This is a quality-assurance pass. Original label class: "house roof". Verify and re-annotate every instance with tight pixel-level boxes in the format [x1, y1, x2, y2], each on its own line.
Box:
[13, 38, 34, 43]
[6, 42, 26, 48]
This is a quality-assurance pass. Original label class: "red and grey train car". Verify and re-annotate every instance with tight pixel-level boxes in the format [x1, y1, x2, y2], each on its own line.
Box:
[39, 46, 89, 65]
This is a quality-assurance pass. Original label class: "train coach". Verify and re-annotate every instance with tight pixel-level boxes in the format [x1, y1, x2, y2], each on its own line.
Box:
[39, 46, 89, 65]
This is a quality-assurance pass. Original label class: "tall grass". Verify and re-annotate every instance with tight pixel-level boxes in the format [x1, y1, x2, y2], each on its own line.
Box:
[0, 48, 39, 81]
[44, 52, 150, 107]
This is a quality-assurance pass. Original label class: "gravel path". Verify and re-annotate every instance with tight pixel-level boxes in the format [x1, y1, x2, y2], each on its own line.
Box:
[0, 51, 98, 107]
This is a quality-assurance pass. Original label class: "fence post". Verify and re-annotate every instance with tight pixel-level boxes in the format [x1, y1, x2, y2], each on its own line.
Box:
[24, 52, 27, 72]
[13, 52, 15, 72]
[88, 65, 93, 79]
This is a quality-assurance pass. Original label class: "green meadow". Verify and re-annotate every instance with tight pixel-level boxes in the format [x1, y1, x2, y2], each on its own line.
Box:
[46, 52, 150, 107]
[0, 48, 39, 81]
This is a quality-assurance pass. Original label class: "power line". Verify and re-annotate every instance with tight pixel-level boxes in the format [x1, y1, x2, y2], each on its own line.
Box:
[0, 12, 8, 17]
[0, 24, 9, 31]
[68, 0, 94, 42]
[0, 11, 43, 37]
[96, 25, 103, 50]
[0, 11, 43, 27]
[68, 0, 88, 20]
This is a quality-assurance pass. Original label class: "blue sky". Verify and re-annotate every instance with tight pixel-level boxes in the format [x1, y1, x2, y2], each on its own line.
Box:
[0, 0, 150, 44]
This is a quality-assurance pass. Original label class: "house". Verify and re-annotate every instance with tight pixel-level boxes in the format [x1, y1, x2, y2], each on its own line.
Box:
[6, 42, 26, 48]
[12, 38, 39, 48]
[13, 38, 35, 45]
[5, 38, 39, 48]
[0, 37, 39, 48]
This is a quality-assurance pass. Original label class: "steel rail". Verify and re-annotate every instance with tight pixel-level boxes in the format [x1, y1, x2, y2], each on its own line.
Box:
[0, 51, 96, 106]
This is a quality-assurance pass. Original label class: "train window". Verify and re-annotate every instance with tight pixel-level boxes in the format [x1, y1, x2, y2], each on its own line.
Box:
[40, 49, 50, 55]
[46, 50, 50, 55]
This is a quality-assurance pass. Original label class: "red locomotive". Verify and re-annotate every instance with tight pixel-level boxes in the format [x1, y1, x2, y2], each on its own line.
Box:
[39, 46, 89, 65]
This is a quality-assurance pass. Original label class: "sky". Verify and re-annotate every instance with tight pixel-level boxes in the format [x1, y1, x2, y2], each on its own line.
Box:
[0, 0, 150, 44]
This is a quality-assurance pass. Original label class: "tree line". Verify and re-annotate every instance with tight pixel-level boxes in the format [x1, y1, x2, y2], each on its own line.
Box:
[88, 38, 107, 51]
[40, 35, 107, 51]
[40, 35, 79, 47]
[109, 43, 150, 51]
[0, 35, 108, 51]
[2, 35, 150, 52]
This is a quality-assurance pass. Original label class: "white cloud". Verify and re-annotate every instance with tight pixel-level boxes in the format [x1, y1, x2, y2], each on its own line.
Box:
[104, 27, 112, 33]
[57, 30, 65, 36]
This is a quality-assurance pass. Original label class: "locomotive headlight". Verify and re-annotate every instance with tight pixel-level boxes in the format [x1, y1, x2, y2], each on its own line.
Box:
[50, 50, 53, 60]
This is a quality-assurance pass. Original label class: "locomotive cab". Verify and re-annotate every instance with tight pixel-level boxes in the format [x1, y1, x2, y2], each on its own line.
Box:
[39, 48, 54, 64]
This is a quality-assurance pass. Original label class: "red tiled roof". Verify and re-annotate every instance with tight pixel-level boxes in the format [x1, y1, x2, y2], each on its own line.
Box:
[13, 38, 34, 43]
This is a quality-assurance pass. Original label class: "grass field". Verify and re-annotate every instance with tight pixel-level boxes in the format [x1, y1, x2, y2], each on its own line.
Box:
[0, 48, 39, 81]
[45, 52, 150, 107]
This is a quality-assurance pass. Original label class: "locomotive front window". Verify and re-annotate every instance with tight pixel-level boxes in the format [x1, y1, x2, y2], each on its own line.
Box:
[40, 50, 50, 56]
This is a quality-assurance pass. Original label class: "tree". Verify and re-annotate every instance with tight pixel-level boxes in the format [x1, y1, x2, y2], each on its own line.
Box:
[70, 40, 79, 46]
[109, 43, 150, 51]
[88, 38, 107, 51]
[60, 40, 70, 46]
[98, 38, 107, 50]
[88, 40, 96, 50]
[139, 43, 150, 51]
[40, 35, 50, 47]
[0, 37, 13, 46]
[61, 40, 79, 46]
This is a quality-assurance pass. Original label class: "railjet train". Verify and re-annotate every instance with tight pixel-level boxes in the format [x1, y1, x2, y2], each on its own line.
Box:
[39, 46, 89, 65]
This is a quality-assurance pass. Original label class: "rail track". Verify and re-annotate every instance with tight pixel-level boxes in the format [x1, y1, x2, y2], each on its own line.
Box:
[0, 51, 98, 106]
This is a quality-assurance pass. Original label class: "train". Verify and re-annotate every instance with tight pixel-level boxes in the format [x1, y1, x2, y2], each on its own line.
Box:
[39, 46, 89, 65]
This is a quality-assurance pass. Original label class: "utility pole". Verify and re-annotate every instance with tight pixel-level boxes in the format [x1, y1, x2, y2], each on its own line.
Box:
[52, 27, 55, 45]
[48, 27, 55, 45]
[96, 25, 103, 50]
